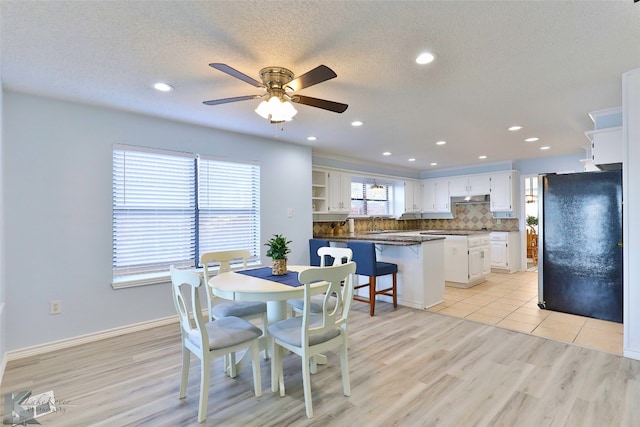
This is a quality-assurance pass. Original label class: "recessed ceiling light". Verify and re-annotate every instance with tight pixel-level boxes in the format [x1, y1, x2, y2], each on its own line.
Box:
[430, 162, 438, 166]
[408, 158, 416, 162]
[416, 52, 436, 65]
[508, 125, 523, 131]
[351, 121, 363, 127]
[436, 140, 447, 145]
[525, 137, 540, 142]
[307, 136, 317, 141]
[382, 152, 391, 156]
[153, 82, 174, 92]
[540, 146, 550, 150]
[479, 155, 487, 159]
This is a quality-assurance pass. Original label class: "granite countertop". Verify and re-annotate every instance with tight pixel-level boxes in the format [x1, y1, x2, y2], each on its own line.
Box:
[419, 229, 492, 236]
[313, 231, 446, 246]
[313, 228, 512, 245]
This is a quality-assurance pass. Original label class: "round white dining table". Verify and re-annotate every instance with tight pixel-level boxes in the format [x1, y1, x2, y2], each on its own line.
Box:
[208, 265, 329, 381]
[208, 265, 315, 325]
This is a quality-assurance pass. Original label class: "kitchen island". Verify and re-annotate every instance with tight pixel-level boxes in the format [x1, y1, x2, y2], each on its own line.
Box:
[314, 232, 445, 310]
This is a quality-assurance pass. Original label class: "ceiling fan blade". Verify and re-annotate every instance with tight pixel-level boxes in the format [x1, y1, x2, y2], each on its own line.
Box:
[292, 95, 348, 113]
[203, 95, 262, 106]
[209, 63, 263, 88]
[286, 65, 337, 92]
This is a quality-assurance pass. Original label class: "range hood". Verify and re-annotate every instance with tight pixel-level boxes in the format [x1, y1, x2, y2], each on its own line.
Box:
[312, 212, 350, 222]
[398, 212, 422, 220]
[450, 194, 490, 204]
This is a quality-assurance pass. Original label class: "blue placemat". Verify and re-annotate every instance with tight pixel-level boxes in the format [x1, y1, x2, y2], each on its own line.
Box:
[236, 267, 302, 287]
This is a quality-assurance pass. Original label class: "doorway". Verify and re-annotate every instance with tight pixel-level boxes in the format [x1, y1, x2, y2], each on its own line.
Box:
[522, 175, 539, 271]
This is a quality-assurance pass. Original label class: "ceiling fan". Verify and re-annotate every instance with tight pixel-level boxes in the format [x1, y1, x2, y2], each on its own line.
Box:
[203, 63, 348, 123]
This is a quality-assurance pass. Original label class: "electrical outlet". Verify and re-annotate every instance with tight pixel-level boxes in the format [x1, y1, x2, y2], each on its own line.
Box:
[50, 300, 62, 315]
[287, 208, 293, 218]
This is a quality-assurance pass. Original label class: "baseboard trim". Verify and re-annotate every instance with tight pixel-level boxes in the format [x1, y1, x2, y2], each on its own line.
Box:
[624, 347, 640, 361]
[5, 315, 179, 361]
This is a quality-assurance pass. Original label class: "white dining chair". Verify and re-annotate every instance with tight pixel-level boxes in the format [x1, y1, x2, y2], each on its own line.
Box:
[170, 265, 262, 424]
[268, 261, 356, 418]
[288, 246, 353, 315]
[201, 250, 268, 375]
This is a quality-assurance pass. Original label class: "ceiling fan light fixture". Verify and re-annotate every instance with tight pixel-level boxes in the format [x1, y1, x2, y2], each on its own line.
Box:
[255, 95, 297, 122]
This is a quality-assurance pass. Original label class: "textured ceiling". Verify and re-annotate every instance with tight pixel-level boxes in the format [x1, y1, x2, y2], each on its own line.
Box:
[1, 1, 639, 172]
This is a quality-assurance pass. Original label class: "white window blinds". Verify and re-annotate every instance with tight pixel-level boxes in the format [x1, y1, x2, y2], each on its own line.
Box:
[112, 145, 262, 286]
[350, 180, 391, 216]
[113, 147, 197, 278]
[197, 157, 261, 263]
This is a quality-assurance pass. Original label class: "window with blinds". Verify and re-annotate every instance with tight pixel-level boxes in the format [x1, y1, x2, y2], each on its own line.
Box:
[197, 156, 260, 262]
[350, 180, 391, 216]
[112, 145, 260, 287]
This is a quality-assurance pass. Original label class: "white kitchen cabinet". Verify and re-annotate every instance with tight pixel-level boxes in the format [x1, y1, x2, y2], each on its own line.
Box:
[490, 236, 508, 268]
[449, 174, 491, 197]
[311, 169, 328, 212]
[489, 171, 518, 214]
[422, 178, 450, 213]
[422, 180, 436, 212]
[586, 126, 623, 168]
[444, 237, 469, 283]
[443, 234, 490, 288]
[468, 247, 484, 283]
[328, 171, 352, 212]
[481, 235, 492, 276]
[434, 179, 450, 212]
[404, 179, 423, 212]
[490, 231, 520, 273]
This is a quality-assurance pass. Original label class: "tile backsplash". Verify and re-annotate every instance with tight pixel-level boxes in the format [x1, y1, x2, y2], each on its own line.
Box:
[313, 202, 519, 235]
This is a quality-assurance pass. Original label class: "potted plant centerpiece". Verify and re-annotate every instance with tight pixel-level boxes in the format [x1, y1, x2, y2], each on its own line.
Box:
[265, 234, 291, 275]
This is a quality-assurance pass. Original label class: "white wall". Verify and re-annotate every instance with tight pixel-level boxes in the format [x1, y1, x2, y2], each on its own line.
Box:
[0, 76, 6, 364]
[3, 90, 313, 351]
[514, 152, 584, 176]
[623, 68, 640, 360]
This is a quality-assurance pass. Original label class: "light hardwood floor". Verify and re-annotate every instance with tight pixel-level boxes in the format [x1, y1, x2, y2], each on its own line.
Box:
[2, 298, 639, 426]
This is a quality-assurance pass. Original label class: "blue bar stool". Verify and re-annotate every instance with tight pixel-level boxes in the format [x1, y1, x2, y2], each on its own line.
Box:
[309, 238, 330, 266]
[347, 241, 398, 316]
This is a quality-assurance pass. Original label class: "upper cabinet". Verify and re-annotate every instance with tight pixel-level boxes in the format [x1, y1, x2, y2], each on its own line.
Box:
[404, 179, 423, 213]
[327, 170, 352, 212]
[585, 126, 623, 169]
[422, 178, 450, 213]
[585, 106, 623, 170]
[312, 169, 328, 212]
[449, 174, 491, 196]
[489, 171, 518, 214]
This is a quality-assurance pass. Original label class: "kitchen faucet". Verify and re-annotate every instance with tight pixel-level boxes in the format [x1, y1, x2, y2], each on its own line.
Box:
[370, 216, 383, 231]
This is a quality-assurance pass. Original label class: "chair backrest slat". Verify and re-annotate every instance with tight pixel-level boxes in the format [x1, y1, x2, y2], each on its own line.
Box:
[200, 250, 251, 313]
[297, 262, 356, 346]
[317, 246, 353, 267]
[170, 265, 208, 348]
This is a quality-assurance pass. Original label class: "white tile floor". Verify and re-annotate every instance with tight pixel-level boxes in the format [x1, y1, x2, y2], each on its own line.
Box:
[428, 271, 623, 355]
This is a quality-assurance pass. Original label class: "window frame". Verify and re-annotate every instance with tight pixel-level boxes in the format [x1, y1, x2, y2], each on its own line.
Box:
[350, 178, 393, 216]
[112, 145, 261, 289]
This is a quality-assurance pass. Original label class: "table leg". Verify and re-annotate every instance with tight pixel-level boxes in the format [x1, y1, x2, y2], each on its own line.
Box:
[266, 300, 287, 323]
